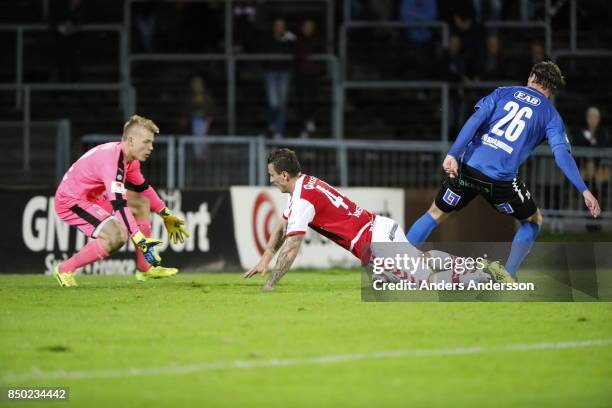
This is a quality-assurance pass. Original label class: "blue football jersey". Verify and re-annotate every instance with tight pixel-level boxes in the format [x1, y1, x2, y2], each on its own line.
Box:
[461, 86, 570, 181]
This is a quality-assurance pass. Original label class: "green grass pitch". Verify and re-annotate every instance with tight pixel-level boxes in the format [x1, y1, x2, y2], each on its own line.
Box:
[1, 271, 611, 407]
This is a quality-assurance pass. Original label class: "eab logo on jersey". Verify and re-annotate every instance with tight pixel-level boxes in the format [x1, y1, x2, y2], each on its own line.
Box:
[513, 91, 541, 106]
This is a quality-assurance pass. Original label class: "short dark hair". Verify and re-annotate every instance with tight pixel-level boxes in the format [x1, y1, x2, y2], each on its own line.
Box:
[530, 61, 566, 94]
[267, 148, 301, 176]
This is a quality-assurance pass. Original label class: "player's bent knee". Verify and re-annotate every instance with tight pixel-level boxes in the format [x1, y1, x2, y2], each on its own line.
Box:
[98, 219, 128, 252]
[428, 202, 450, 223]
[525, 209, 543, 225]
[109, 231, 128, 252]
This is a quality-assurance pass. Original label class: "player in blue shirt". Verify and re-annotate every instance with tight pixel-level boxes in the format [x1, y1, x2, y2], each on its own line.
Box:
[407, 61, 601, 278]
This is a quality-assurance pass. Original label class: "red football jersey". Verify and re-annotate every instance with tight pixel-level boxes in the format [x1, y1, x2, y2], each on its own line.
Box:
[282, 174, 375, 261]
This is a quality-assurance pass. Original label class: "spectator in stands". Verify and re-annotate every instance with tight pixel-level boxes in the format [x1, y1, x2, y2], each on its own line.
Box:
[369, 0, 395, 38]
[372, 0, 393, 20]
[399, 0, 438, 76]
[50, 0, 82, 82]
[439, 34, 468, 84]
[181, 75, 216, 161]
[520, 0, 544, 21]
[477, 33, 509, 80]
[233, 1, 257, 52]
[262, 18, 296, 139]
[530, 41, 548, 65]
[134, 0, 158, 52]
[294, 20, 322, 138]
[575, 107, 610, 148]
[472, 0, 503, 21]
[438, 34, 469, 136]
[520, 41, 550, 79]
[445, 0, 486, 80]
[573, 107, 610, 231]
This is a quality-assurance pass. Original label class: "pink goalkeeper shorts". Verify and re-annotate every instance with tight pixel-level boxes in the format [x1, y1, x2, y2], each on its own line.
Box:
[54, 196, 115, 238]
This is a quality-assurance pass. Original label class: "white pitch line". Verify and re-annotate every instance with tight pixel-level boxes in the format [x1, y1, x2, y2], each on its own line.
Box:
[3, 338, 612, 383]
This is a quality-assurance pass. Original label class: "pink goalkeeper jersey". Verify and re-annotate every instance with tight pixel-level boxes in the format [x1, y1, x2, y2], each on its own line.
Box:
[55, 142, 165, 235]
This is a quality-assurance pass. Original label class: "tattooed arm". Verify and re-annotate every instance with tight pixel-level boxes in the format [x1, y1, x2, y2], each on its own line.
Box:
[262, 234, 305, 291]
[243, 219, 288, 278]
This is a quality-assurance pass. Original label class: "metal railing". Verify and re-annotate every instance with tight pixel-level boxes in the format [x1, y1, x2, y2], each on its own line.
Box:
[525, 146, 612, 223]
[337, 20, 541, 142]
[484, 21, 552, 56]
[1, 15, 558, 144]
[125, 0, 336, 136]
[338, 22, 450, 141]
[339, 19, 552, 80]
[341, 80, 450, 142]
[0, 23, 127, 109]
[339, 20, 450, 81]
[551, 50, 612, 95]
[552, 49, 612, 59]
[340, 80, 518, 144]
[0, 120, 70, 182]
[0, 83, 135, 172]
[79, 134, 612, 227]
[247, 138, 612, 225]
[260, 138, 448, 188]
[177, 136, 258, 188]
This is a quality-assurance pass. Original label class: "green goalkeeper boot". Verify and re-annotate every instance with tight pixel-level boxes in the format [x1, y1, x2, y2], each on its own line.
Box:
[135, 266, 179, 282]
[52, 264, 78, 287]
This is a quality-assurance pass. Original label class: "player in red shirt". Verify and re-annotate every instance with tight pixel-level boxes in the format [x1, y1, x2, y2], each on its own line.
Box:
[244, 148, 513, 291]
[53, 115, 189, 287]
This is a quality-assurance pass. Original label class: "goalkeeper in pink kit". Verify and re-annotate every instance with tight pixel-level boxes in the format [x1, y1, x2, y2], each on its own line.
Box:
[53, 115, 189, 287]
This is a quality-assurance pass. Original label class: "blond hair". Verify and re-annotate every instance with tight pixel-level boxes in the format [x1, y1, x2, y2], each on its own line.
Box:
[122, 115, 159, 139]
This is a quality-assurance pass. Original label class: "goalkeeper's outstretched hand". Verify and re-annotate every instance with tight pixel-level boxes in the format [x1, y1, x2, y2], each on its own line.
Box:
[132, 231, 162, 267]
[159, 207, 190, 244]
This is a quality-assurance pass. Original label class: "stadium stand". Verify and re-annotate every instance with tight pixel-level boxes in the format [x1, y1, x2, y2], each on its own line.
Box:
[0, 0, 610, 194]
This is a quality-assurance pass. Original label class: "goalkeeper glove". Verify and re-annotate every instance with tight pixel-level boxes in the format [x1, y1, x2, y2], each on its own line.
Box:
[132, 230, 162, 267]
[159, 207, 190, 244]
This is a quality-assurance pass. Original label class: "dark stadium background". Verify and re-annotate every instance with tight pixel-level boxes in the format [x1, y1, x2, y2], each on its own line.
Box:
[1, 0, 610, 241]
